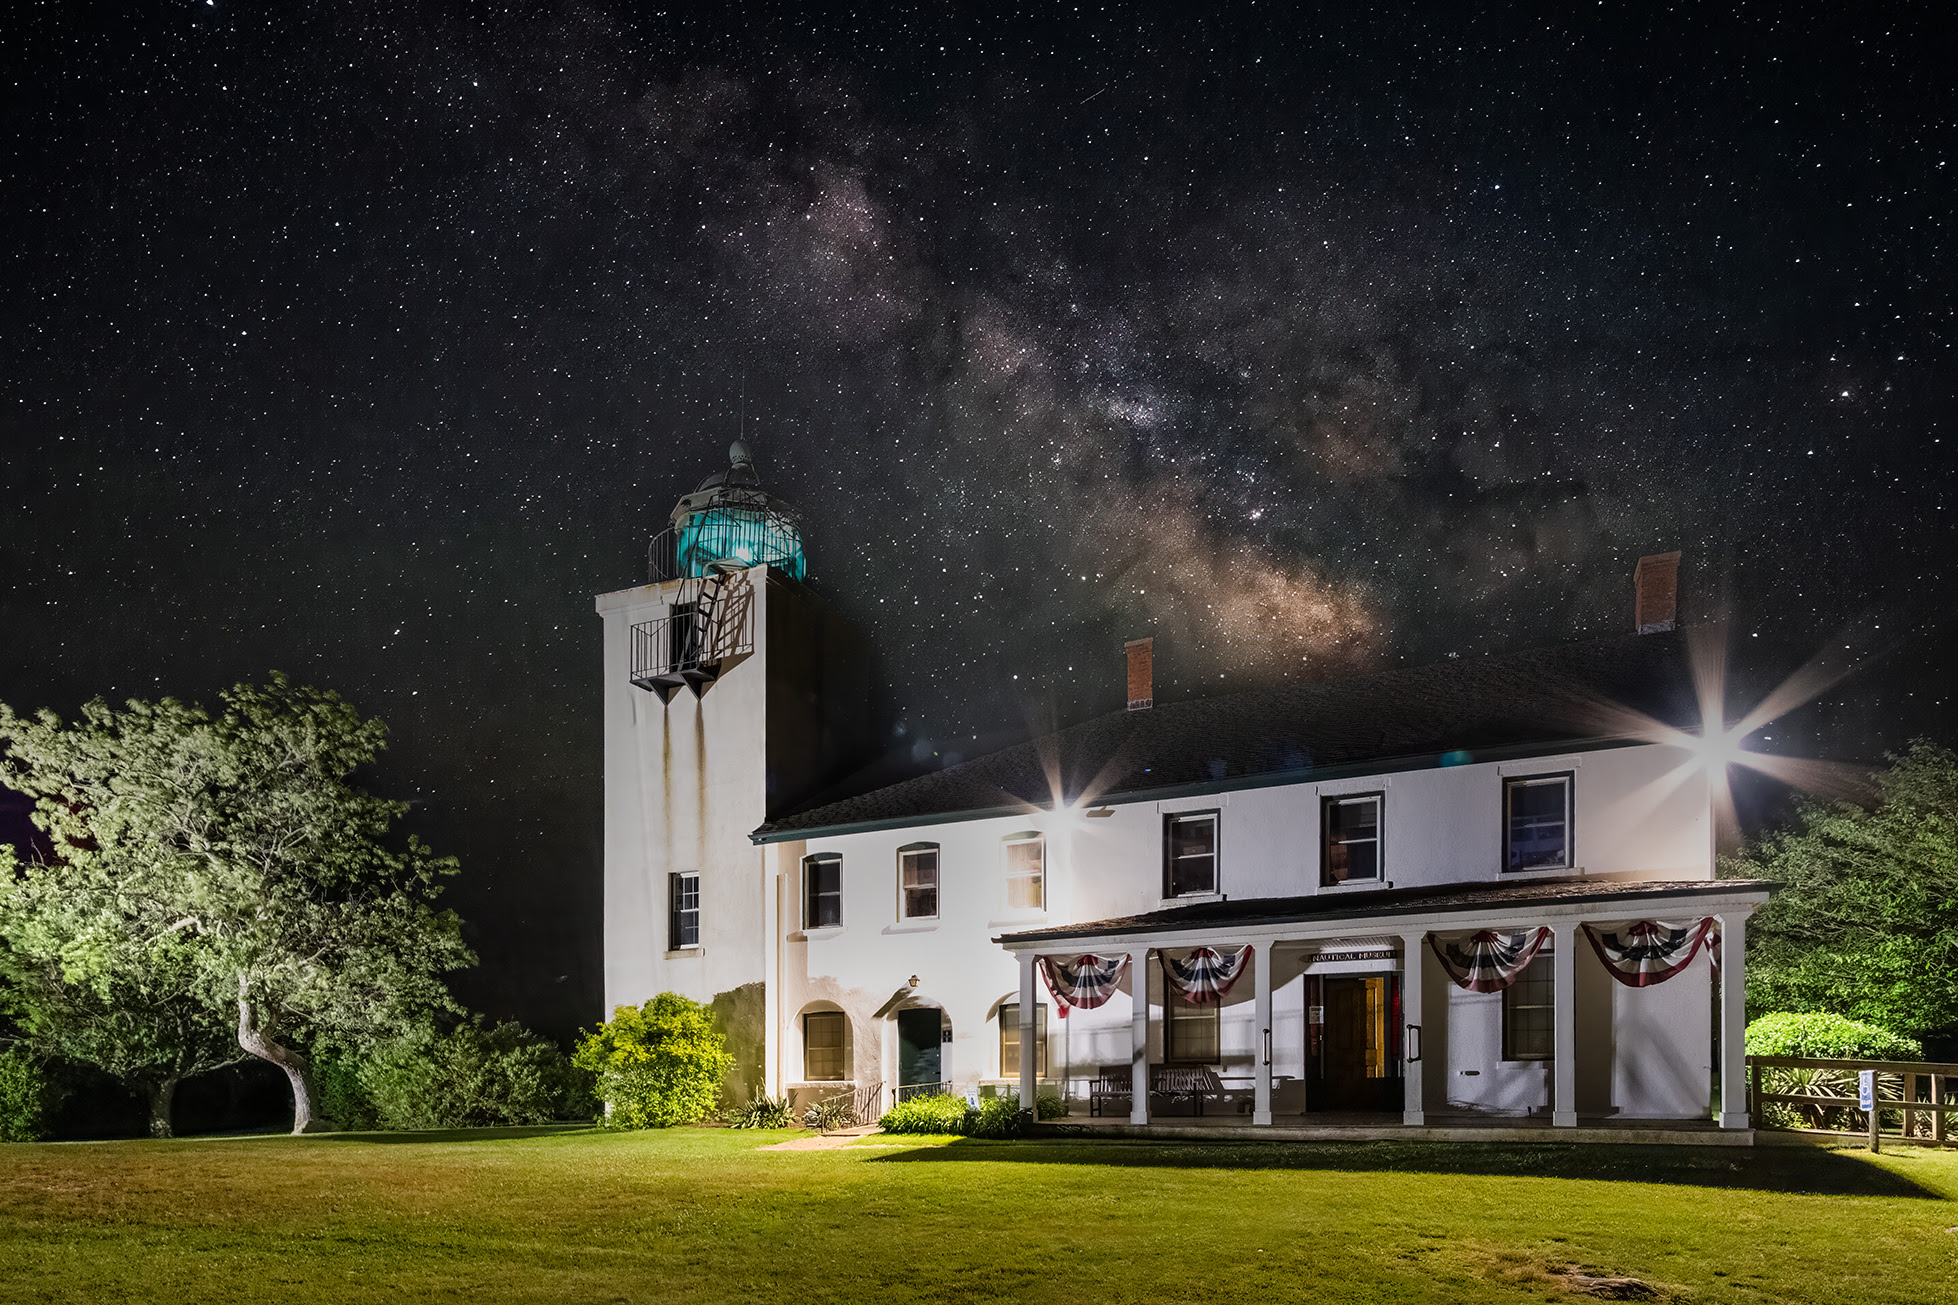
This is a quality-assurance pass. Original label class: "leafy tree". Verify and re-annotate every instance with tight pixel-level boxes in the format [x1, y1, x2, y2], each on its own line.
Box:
[0, 677, 474, 1133]
[574, 994, 732, 1128]
[0, 924, 241, 1136]
[1723, 741, 1958, 1042]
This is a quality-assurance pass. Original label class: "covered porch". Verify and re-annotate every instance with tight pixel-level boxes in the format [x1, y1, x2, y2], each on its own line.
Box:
[997, 876, 1773, 1142]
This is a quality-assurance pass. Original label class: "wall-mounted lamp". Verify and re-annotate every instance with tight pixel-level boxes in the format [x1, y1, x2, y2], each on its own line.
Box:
[907, 974, 920, 988]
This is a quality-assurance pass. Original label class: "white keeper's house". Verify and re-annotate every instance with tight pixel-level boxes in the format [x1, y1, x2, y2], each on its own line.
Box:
[597, 444, 1770, 1141]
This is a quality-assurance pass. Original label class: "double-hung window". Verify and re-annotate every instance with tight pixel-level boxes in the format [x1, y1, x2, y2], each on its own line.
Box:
[1003, 834, 1044, 911]
[1164, 985, 1221, 1064]
[898, 843, 940, 920]
[1502, 956, 1554, 1060]
[668, 872, 700, 949]
[1163, 811, 1219, 897]
[1321, 793, 1383, 885]
[804, 1011, 846, 1081]
[803, 854, 842, 929]
[998, 1002, 1048, 1078]
[1504, 774, 1573, 871]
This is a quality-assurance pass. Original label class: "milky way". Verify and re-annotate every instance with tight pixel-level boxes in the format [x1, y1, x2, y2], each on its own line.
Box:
[3, 3, 1953, 1034]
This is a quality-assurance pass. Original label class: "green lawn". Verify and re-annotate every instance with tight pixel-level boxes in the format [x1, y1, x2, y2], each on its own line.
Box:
[2, 1127, 1956, 1303]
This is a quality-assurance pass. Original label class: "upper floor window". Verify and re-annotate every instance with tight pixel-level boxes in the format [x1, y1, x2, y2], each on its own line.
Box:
[999, 1002, 1048, 1079]
[898, 843, 940, 920]
[1003, 833, 1044, 911]
[1163, 811, 1218, 897]
[803, 854, 842, 929]
[1502, 956, 1554, 1060]
[669, 872, 700, 949]
[804, 1010, 846, 1081]
[1321, 794, 1383, 885]
[1504, 774, 1573, 871]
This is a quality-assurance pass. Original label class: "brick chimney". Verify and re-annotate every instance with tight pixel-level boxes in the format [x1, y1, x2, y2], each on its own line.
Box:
[1125, 637, 1154, 710]
[1634, 552, 1681, 634]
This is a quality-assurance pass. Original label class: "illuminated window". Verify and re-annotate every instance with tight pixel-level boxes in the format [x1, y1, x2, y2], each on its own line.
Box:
[804, 1011, 846, 1081]
[998, 1002, 1048, 1078]
[1165, 992, 1220, 1064]
[898, 843, 939, 920]
[1003, 834, 1044, 910]
[1322, 794, 1383, 884]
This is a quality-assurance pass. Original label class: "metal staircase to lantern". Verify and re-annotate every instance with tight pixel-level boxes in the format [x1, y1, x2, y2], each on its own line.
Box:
[629, 440, 806, 703]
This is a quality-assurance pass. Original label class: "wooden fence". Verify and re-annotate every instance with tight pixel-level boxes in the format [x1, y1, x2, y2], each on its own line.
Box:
[1746, 1054, 1958, 1149]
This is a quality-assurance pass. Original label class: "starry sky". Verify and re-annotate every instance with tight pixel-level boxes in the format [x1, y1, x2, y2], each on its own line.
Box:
[3, 2, 1954, 1038]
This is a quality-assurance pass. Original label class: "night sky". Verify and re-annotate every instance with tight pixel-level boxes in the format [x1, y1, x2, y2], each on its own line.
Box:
[3, 3, 1954, 1039]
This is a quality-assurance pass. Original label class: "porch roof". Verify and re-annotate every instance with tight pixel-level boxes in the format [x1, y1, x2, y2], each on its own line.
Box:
[994, 875, 1774, 947]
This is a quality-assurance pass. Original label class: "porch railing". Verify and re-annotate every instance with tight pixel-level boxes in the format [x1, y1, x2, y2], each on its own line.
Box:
[893, 1080, 954, 1104]
[1747, 1055, 1957, 1147]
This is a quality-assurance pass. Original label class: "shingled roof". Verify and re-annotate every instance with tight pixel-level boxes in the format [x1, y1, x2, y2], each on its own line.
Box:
[751, 630, 1697, 843]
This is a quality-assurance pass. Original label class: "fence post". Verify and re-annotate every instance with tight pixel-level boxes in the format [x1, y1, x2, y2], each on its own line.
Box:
[1905, 1072, 1918, 1139]
[1749, 1059, 1761, 1121]
[1935, 1074, 1947, 1145]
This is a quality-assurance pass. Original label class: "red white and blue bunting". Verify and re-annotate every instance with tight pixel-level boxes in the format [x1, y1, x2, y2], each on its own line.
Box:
[1163, 945, 1255, 1005]
[1582, 918, 1719, 987]
[1038, 953, 1131, 1018]
[1429, 927, 1552, 993]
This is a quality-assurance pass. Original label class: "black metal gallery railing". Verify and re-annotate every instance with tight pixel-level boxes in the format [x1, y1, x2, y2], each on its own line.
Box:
[892, 1080, 955, 1104]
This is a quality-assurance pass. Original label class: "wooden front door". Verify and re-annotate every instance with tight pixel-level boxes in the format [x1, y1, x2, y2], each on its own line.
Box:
[1320, 976, 1393, 1111]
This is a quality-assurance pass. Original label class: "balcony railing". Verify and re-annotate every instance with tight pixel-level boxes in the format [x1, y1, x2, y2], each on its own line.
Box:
[628, 576, 754, 701]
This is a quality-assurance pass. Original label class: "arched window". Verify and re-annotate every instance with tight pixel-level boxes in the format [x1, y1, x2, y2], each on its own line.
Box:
[803, 1009, 848, 1081]
[897, 842, 940, 920]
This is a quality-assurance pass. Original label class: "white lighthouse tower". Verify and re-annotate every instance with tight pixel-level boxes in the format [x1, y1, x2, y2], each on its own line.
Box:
[594, 441, 872, 1099]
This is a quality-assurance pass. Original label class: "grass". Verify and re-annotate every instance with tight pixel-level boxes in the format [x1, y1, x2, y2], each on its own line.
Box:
[2, 1127, 1957, 1303]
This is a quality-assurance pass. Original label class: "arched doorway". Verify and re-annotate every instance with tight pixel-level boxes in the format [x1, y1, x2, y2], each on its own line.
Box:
[897, 1007, 946, 1093]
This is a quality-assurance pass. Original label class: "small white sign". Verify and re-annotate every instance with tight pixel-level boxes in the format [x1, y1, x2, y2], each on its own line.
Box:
[1858, 1069, 1876, 1112]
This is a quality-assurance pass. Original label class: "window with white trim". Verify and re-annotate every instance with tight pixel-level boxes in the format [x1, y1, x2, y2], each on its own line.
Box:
[898, 843, 939, 920]
[668, 872, 700, 948]
[1502, 956, 1554, 1060]
[1504, 774, 1573, 871]
[998, 1002, 1047, 1078]
[1163, 811, 1218, 897]
[1321, 793, 1383, 885]
[803, 854, 842, 929]
[1003, 833, 1044, 911]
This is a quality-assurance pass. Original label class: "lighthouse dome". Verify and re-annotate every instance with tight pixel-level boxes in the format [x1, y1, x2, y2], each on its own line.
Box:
[658, 441, 807, 581]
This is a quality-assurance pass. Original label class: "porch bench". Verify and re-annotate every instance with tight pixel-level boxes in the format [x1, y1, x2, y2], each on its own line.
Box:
[1087, 1065, 1226, 1117]
[1151, 1065, 1224, 1116]
[1089, 1066, 1132, 1117]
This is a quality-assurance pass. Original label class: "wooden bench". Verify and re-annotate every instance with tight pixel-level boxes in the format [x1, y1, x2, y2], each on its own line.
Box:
[1088, 1065, 1225, 1117]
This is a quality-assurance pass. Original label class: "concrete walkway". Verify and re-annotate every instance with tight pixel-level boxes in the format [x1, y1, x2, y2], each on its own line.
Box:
[757, 1125, 887, 1151]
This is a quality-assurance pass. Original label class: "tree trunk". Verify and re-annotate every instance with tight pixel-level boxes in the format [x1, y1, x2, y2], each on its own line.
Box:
[146, 1075, 180, 1139]
[237, 989, 326, 1134]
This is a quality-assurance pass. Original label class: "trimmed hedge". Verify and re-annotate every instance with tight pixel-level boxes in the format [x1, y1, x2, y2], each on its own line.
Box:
[876, 1090, 1064, 1137]
[879, 1092, 971, 1134]
[1744, 1011, 1922, 1061]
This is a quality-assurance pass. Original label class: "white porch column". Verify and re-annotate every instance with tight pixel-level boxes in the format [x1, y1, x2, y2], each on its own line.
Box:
[1551, 921, 1578, 1127]
[1252, 939, 1274, 1126]
[1400, 930, 1426, 1126]
[1129, 946, 1151, 1125]
[1017, 949, 1038, 1109]
[1718, 913, 1748, 1129]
